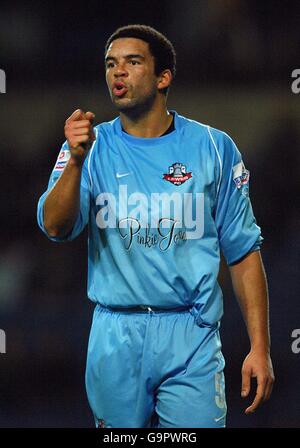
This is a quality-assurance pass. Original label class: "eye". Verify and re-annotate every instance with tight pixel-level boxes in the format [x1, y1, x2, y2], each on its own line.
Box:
[129, 60, 140, 65]
[106, 62, 115, 69]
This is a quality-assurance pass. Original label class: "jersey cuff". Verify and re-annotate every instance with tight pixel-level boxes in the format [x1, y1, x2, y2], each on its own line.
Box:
[226, 235, 263, 266]
[37, 192, 75, 243]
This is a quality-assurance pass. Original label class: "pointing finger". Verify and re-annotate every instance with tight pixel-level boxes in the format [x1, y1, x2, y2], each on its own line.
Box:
[66, 109, 85, 123]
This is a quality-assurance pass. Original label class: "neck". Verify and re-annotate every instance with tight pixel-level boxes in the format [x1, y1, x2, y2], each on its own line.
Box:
[120, 97, 172, 138]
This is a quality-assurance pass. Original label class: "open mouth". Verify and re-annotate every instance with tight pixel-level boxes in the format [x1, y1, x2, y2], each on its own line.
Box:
[112, 82, 128, 97]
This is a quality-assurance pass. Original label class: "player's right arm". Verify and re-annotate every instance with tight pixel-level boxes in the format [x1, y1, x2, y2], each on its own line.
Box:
[43, 109, 95, 238]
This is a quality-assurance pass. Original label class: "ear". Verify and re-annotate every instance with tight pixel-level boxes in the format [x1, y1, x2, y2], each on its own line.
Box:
[157, 69, 172, 92]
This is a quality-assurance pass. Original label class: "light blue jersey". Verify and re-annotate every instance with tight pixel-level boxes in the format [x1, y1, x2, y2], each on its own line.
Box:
[37, 111, 262, 327]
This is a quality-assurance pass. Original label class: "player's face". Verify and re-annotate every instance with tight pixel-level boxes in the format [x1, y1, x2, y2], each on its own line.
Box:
[105, 38, 159, 113]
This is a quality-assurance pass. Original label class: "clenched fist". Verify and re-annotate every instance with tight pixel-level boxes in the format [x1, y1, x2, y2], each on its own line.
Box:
[64, 109, 96, 163]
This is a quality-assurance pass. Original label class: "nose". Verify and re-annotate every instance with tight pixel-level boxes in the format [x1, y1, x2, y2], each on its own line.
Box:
[113, 63, 128, 78]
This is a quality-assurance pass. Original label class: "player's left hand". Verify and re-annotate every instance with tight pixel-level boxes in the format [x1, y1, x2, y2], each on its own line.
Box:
[241, 349, 275, 414]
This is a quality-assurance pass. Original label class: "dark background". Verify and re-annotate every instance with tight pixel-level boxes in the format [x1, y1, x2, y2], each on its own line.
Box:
[0, 0, 299, 427]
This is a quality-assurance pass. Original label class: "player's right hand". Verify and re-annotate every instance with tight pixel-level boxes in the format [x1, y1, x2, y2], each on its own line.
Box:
[64, 109, 96, 163]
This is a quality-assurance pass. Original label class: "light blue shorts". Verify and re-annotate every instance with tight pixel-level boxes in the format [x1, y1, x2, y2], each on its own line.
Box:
[85, 305, 226, 428]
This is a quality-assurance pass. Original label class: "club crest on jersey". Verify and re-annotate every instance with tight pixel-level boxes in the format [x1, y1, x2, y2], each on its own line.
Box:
[163, 162, 192, 186]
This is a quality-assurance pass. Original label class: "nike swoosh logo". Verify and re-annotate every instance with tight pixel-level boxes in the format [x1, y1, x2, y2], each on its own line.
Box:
[116, 172, 132, 178]
[214, 413, 226, 423]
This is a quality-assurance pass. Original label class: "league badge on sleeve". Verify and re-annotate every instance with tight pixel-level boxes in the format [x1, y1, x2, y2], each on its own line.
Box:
[163, 162, 192, 186]
[54, 149, 71, 171]
[232, 161, 250, 196]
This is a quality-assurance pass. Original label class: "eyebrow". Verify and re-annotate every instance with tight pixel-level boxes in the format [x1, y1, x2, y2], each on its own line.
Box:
[105, 54, 145, 63]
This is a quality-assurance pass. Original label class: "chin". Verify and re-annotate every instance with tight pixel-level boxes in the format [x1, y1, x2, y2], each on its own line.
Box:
[113, 98, 141, 114]
[113, 94, 156, 115]
[114, 99, 134, 110]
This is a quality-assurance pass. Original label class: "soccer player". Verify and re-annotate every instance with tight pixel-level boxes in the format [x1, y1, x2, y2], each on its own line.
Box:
[37, 25, 274, 428]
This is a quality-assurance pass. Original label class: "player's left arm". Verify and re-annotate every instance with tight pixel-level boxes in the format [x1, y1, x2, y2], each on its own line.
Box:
[229, 249, 275, 414]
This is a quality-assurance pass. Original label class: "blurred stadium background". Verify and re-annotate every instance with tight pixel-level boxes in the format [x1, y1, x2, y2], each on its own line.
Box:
[0, 0, 299, 427]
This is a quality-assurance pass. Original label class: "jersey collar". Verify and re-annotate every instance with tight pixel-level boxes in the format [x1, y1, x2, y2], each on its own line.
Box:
[112, 110, 180, 146]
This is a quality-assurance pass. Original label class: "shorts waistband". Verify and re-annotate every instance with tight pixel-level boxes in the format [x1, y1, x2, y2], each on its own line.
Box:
[100, 305, 192, 314]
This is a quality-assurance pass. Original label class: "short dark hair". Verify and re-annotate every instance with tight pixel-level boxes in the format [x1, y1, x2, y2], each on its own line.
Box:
[105, 24, 176, 94]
